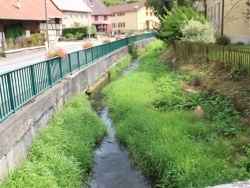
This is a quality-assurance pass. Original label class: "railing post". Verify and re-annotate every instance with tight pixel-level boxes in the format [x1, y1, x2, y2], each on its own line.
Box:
[59, 58, 63, 78]
[77, 51, 80, 69]
[85, 49, 88, 65]
[29, 65, 37, 97]
[68, 54, 72, 74]
[6, 73, 15, 111]
[91, 47, 94, 62]
[46, 60, 52, 87]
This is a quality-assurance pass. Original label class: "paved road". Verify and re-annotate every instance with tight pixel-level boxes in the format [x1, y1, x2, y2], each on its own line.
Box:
[0, 38, 109, 74]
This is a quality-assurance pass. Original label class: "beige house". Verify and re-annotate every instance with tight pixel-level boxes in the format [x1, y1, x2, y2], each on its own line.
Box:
[206, 0, 250, 44]
[108, 2, 159, 34]
[52, 0, 92, 28]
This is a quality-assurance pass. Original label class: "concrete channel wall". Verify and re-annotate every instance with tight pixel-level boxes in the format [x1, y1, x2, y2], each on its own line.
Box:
[0, 38, 155, 179]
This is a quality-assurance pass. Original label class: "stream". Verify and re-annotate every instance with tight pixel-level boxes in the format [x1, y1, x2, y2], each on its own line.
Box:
[84, 60, 152, 188]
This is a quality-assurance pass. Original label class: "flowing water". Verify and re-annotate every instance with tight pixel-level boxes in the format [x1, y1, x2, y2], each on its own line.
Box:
[84, 61, 152, 188]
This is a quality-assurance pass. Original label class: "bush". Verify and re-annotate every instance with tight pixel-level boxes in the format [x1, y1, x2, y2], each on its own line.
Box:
[26, 33, 45, 47]
[65, 33, 74, 39]
[115, 35, 121, 40]
[216, 35, 231, 45]
[62, 27, 87, 36]
[102, 38, 111, 43]
[82, 42, 94, 49]
[181, 19, 215, 43]
[45, 47, 68, 59]
[4, 25, 25, 39]
[75, 32, 84, 40]
[156, 2, 205, 46]
[235, 41, 245, 46]
[125, 33, 131, 37]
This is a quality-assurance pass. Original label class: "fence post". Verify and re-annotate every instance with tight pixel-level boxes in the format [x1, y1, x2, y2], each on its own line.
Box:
[6, 73, 15, 111]
[85, 49, 88, 65]
[29, 65, 37, 97]
[59, 58, 63, 78]
[68, 54, 72, 75]
[46, 60, 52, 87]
[77, 51, 80, 69]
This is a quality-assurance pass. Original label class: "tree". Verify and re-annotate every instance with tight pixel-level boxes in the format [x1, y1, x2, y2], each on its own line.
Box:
[145, 0, 198, 15]
[155, 2, 205, 46]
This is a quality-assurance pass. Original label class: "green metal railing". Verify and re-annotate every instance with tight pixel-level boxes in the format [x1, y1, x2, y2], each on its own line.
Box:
[0, 33, 154, 123]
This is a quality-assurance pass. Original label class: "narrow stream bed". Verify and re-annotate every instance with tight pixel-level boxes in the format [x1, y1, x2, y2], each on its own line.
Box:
[84, 61, 152, 188]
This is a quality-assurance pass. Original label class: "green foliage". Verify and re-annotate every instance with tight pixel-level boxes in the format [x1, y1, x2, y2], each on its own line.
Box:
[103, 40, 249, 187]
[0, 93, 106, 188]
[181, 19, 215, 43]
[216, 35, 231, 45]
[4, 25, 25, 39]
[128, 43, 138, 59]
[103, 0, 125, 6]
[199, 92, 241, 136]
[86, 25, 97, 37]
[156, 3, 205, 46]
[75, 32, 84, 40]
[108, 54, 132, 80]
[152, 73, 199, 110]
[66, 33, 74, 39]
[62, 27, 87, 37]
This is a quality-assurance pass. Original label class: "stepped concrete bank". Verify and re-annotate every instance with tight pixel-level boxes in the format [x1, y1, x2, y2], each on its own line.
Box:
[0, 38, 155, 179]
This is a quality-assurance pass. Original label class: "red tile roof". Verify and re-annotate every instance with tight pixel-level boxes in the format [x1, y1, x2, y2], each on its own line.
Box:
[0, 0, 64, 20]
[108, 2, 145, 13]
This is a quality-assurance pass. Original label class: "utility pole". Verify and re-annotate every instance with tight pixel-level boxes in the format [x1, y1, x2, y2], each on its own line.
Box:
[45, 0, 50, 50]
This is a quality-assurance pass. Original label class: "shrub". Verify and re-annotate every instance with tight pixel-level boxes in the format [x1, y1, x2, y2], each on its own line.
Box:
[115, 35, 121, 40]
[45, 47, 68, 59]
[82, 42, 94, 49]
[15, 36, 28, 48]
[62, 27, 87, 36]
[156, 2, 205, 46]
[134, 31, 141, 36]
[75, 32, 84, 40]
[65, 33, 74, 39]
[125, 33, 131, 37]
[102, 38, 111, 43]
[181, 19, 215, 43]
[4, 25, 25, 39]
[216, 35, 231, 45]
[26, 33, 45, 47]
[235, 41, 245, 46]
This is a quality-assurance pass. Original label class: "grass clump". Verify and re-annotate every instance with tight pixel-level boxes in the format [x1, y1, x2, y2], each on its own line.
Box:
[0, 93, 106, 188]
[103, 40, 250, 187]
[108, 54, 132, 80]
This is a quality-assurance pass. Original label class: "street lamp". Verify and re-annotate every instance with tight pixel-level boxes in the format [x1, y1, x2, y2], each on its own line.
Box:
[88, 0, 94, 41]
[44, 0, 50, 50]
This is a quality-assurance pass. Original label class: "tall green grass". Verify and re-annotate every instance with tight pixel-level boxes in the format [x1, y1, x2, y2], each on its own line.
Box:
[108, 54, 132, 80]
[0, 93, 106, 188]
[103, 40, 250, 187]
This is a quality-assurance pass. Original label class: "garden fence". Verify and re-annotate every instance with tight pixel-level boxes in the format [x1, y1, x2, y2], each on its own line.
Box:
[174, 41, 250, 75]
[0, 33, 154, 123]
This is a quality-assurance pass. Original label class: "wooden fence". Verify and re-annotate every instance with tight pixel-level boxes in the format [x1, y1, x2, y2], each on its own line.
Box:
[174, 41, 250, 75]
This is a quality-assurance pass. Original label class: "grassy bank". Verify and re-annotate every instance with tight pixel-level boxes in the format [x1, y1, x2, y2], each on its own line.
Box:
[0, 93, 106, 188]
[103, 40, 250, 187]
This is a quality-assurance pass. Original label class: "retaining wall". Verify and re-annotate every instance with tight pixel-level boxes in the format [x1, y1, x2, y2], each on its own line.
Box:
[0, 38, 154, 179]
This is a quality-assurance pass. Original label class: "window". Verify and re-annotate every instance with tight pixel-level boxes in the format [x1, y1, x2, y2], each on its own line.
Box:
[113, 23, 116, 28]
[112, 14, 115, 17]
[150, 12, 152, 16]
[104, 16, 107, 20]
[123, 22, 125, 27]
[75, 14, 78, 18]
[95, 16, 98, 21]
[146, 12, 148, 16]
[118, 23, 120, 27]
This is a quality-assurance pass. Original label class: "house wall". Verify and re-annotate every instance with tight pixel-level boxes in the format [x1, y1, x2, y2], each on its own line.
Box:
[110, 6, 159, 34]
[111, 10, 138, 33]
[137, 6, 159, 31]
[207, 0, 250, 44]
[62, 11, 89, 28]
[39, 19, 63, 41]
[91, 15, 112, 32]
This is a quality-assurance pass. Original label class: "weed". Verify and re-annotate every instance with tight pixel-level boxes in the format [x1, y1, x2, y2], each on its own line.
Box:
[0, 93, 106, 187]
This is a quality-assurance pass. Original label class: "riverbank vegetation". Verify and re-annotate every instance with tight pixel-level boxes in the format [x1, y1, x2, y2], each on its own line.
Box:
[0, 94, 106, 188]
[103, 40, 250, 187]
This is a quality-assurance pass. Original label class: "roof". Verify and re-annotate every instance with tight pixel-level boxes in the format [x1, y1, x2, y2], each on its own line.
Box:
[0, 0, 65, 20]
[108, 2, 145, 13]
[52, 0, 92, 13]
[82, 0, 111, 16]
